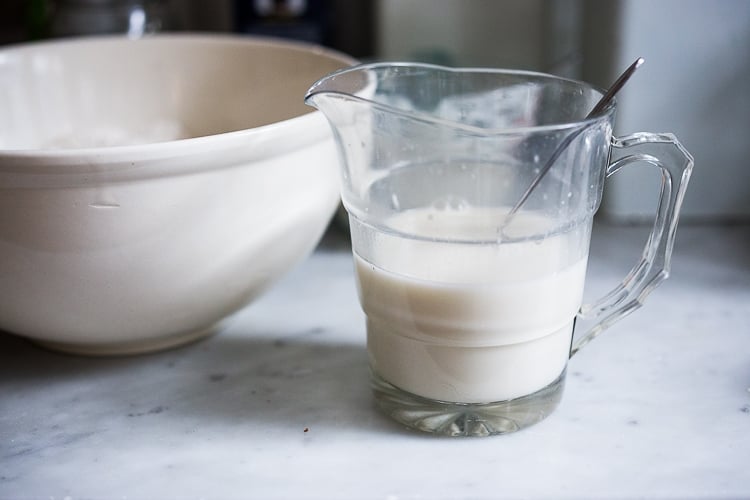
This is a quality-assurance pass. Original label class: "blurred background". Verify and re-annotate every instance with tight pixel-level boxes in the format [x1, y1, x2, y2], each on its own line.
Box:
[1, 0, 748, 223]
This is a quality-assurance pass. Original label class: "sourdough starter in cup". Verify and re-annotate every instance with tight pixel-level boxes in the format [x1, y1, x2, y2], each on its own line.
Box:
[354, 207, 589, 403]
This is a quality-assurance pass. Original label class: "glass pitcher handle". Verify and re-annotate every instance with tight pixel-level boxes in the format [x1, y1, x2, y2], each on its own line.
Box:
[570, 132, 694, 356]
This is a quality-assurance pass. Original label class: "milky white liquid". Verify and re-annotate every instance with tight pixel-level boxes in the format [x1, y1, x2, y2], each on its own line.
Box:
[353, 207, 590, 403]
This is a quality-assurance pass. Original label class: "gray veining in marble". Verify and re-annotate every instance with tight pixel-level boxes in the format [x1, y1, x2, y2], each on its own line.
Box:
[1, 222, 749, 499]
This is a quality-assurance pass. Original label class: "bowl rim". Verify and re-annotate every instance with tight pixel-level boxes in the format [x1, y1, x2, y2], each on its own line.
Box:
[0, 33, 357, 166]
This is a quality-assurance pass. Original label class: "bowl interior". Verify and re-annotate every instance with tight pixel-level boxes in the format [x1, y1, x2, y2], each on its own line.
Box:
[0, 35, 353, 150]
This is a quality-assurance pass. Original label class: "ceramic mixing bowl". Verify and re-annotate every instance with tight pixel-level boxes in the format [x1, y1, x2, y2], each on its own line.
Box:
[0, 34, 354, 355]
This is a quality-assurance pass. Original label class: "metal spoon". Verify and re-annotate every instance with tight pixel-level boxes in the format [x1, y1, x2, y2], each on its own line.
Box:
[502, 57, 645, 227]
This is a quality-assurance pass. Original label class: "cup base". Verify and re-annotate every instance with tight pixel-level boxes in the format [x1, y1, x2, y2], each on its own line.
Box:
[372, 368, 566, 437]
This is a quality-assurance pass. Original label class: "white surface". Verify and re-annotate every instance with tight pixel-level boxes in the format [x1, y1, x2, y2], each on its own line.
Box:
[1, 222, 749, 499]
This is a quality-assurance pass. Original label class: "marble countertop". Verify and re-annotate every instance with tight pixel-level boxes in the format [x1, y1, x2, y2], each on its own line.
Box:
[2, 221, 749, 499]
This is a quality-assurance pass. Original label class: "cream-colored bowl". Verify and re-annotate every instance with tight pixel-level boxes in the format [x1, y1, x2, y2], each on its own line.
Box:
[0, 34, 353, 355]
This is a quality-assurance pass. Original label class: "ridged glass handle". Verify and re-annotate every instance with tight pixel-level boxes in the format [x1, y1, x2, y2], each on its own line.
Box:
[571, 132, 694, 356]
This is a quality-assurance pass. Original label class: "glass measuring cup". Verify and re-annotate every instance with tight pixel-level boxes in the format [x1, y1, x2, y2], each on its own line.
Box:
[305, 63, 693, 436]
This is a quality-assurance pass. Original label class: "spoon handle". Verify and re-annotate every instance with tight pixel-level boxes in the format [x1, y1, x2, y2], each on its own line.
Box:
[503, 57, 645, 225]
[587, 57, 644, 117]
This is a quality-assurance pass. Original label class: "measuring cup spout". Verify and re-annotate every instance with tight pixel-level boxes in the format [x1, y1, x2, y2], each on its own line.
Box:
[304, 65, 377, 121]
[305, 63, 482, 132]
